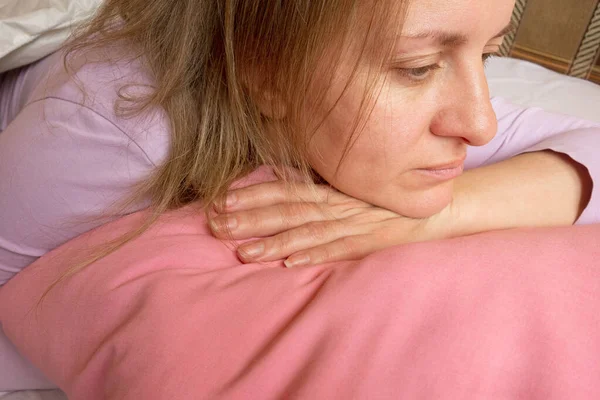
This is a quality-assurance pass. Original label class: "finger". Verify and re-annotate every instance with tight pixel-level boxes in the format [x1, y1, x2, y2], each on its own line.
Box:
[211, 192, 377, 240]
[215, 181, 346, 213]
[210, 202, 331, 240]
[233, 209, 399, 260]
[284, 235, 383, 268]
[236, 219, 360, 262]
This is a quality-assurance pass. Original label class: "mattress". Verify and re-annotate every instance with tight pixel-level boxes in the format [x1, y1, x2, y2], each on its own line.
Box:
[0, 55, 598, 399]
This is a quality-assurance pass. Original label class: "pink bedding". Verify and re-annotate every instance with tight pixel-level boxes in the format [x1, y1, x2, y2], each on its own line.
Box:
[1, 175, 600, 398]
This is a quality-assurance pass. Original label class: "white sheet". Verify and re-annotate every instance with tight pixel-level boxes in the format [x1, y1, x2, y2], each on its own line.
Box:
[486, 57, 600, 123]
[0, 0, 101, 73]
[0, 56, 598, 400]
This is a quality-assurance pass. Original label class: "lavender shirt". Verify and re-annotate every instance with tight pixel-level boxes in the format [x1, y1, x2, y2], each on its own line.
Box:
[0, 49, 599, 390]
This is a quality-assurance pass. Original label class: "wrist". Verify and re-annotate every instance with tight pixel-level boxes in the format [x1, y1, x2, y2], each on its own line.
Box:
[421, 197, 463, 241]
[443, 178, 484, 238]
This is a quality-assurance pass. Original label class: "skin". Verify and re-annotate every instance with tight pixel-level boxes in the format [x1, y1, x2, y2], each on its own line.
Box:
[210, 0, 592, 267]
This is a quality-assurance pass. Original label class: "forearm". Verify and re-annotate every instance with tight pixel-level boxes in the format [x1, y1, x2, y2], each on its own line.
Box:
[449, 151, 593, 237]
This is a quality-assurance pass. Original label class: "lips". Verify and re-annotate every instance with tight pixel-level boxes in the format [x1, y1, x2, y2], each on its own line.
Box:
[423, 155, 467, 171]
[415, 156, 466, 181]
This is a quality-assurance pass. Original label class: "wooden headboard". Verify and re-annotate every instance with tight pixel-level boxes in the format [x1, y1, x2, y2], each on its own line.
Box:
[500, 0, 600, 84]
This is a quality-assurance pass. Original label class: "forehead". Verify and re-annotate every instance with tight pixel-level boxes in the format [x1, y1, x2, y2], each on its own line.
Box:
[402, 0, 515, 37]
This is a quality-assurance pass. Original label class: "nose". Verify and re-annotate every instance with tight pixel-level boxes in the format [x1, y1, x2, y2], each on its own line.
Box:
[429, 60, 497, 146]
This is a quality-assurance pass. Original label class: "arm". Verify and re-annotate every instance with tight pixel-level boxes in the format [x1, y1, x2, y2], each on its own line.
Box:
[464, 97, 600, 225]
[450, 150, 592, 237]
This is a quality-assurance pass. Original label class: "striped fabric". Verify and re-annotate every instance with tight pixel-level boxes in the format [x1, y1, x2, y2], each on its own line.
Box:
[502, 0, 600, 85]
[499, 0, 529, 56]
[569, 3, 600, 79]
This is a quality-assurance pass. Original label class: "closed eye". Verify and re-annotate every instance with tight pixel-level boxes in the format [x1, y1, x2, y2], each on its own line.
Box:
[395, 52, 500, 84]
[395, 64, 441, 82]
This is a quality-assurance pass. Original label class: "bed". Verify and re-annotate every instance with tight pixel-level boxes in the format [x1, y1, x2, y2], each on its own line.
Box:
[2, 0, 600, 397]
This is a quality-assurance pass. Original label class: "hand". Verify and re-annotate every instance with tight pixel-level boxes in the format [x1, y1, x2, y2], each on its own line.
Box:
[209, 181, 453, 267]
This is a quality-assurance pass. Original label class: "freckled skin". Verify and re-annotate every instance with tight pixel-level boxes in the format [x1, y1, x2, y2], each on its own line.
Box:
[305, 0, 516, 218]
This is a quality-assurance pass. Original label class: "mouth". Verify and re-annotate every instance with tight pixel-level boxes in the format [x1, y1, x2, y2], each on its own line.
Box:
[415, 157, 466, 181]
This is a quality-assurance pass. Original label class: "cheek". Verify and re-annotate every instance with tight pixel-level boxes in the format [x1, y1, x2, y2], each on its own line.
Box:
[308, 84, 429, 185]
[305, 83, 456, 218]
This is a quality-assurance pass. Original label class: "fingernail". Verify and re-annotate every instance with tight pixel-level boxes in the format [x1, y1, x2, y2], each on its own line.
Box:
[226, 193, 237, 208]
[210, 216, 237, 233]
[284, 254, 310, 268]
[239, 242, 265, 259]
[225, 216, 238, 231]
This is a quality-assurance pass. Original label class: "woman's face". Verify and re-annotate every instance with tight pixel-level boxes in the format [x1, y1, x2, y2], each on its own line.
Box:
[306, 0, 515, 218]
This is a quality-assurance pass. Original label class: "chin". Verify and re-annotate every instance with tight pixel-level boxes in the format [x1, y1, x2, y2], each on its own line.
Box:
[378, 181, 455, 219]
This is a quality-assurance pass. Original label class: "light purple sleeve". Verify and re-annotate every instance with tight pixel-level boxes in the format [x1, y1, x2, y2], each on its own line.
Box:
[0, 52, 170, 287]
[0, 100, 154, 283]
[466, 96, 600, 225]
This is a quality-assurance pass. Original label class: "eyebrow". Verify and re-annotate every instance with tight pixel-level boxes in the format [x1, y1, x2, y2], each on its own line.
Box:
[400, 22, 516, 47]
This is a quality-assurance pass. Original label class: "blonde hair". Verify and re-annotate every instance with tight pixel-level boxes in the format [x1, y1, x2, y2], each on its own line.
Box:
[47, 0, 408, 289]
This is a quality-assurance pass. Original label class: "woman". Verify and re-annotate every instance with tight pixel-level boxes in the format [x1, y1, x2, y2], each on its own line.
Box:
[0, 0, 599, 393]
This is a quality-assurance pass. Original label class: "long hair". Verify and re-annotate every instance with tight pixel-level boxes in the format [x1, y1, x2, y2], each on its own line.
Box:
[46, 0, 408, 289]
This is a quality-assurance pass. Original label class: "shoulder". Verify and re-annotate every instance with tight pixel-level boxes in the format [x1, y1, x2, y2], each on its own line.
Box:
[21, 45, 170, 166]
[0, 45, 173, 278]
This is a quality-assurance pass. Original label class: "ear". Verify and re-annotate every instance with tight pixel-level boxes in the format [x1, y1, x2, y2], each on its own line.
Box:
[252, 88, 288, 120]
[242, 67, 288, 120]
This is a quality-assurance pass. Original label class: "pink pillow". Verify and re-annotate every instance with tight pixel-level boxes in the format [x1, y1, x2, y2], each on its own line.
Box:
[1, 202, 600, 398]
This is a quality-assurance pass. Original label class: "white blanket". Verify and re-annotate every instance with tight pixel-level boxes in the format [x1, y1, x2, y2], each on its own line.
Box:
[0, 0, 101, 73]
